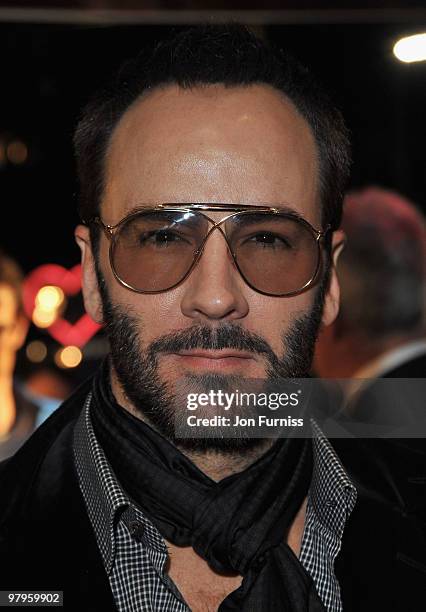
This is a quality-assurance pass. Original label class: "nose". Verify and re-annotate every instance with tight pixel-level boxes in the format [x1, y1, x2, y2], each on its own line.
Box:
[180, 228, 249, 321]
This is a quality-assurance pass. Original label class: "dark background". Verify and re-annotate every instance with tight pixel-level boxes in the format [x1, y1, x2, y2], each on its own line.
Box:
[1, 16, 425, 272]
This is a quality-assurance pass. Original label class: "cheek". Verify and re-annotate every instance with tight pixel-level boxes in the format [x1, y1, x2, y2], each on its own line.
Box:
[239, 291, 316, 352]
[106, 280, 190, 345]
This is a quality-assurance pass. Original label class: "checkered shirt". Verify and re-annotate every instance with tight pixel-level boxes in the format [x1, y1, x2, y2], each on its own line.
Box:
[73, 394, 357, 612]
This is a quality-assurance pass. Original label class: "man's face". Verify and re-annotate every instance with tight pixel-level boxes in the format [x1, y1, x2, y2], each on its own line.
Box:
[76, 84, 341, 444]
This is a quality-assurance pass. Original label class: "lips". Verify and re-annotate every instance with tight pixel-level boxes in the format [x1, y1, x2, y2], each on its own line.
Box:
[175, 349, 254, 360]
[169, 349, 256, 371]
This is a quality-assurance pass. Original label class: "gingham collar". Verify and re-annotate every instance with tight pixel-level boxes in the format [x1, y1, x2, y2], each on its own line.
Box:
[310, 420, 357, 538]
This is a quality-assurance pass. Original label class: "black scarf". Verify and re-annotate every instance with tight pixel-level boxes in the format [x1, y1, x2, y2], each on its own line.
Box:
[90, 366, 325, 611]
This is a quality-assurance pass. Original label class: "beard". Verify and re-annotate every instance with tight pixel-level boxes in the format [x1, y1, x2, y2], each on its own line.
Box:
[98, 275, 327, 453]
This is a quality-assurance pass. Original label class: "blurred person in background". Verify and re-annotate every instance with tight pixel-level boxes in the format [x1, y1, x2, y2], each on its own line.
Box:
[315, 186, 425, 404]
[0, 250, 62, 459]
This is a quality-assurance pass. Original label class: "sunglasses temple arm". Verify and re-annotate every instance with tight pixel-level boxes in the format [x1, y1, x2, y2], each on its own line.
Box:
[89, 217, 114, 241]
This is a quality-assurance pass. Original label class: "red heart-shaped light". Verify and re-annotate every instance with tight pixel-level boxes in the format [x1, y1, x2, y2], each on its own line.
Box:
[23, 263, 102, 347]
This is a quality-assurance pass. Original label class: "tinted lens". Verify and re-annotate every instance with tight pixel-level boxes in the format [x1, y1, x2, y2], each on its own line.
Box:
[112, 210, 207, 291]
[227, 213, 320, 295]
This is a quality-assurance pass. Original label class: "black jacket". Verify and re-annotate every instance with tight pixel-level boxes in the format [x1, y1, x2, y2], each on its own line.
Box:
[0, 378, 425, 611]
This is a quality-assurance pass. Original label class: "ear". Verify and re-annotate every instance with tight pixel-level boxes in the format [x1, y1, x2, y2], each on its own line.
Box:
[75, 225, 104, 324]
[321, 230, 345, 328]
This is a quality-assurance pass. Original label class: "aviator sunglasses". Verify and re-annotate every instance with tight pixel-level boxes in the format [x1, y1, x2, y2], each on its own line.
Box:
[86, 203, 331, 297]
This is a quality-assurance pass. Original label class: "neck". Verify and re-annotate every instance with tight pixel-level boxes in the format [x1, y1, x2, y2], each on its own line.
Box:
[109, 366, 274, 481]
[178, 441, 275, 482]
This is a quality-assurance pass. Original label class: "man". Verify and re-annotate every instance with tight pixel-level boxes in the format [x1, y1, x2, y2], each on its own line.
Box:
[315, 186, 425, 389]
[314, 187, 426, 427]
[0, 26, 424, 612]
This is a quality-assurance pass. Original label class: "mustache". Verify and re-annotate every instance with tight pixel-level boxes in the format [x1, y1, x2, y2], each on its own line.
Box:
[147, 323, 276, 359]
[103, 303, 286, 377]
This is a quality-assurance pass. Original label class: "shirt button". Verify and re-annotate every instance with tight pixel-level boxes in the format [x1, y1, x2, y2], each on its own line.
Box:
[128, 521, 145, 539]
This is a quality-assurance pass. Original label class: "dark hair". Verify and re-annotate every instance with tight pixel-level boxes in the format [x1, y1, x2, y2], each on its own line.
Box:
[74, 24, 351, 252]
[337, 187, 426, 337]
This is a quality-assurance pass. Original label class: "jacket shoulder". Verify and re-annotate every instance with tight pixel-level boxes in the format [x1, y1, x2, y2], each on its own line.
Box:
[0, 377, 92, 520]
[0, 376, 116, 610]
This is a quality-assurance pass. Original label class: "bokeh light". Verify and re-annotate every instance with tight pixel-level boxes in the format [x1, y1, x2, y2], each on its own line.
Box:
[6, 140, 28, 164]
[393, 33, 426, 63]
[35, 285, 64, 311]
[55, 345, 82, 369]
[26, 340, 47, 363]
[32, 309, 57, 328]
[32, 285, 65, 329]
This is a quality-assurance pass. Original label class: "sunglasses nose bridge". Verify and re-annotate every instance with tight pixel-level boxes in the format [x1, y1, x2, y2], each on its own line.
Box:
[194, 221, 236, 263]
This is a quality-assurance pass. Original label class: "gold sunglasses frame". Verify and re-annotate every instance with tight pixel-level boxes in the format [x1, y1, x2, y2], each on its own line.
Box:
[88, 203, 330, 297]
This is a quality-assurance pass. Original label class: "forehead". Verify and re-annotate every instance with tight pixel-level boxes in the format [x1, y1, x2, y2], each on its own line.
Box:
[102, 83, 319, 225]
